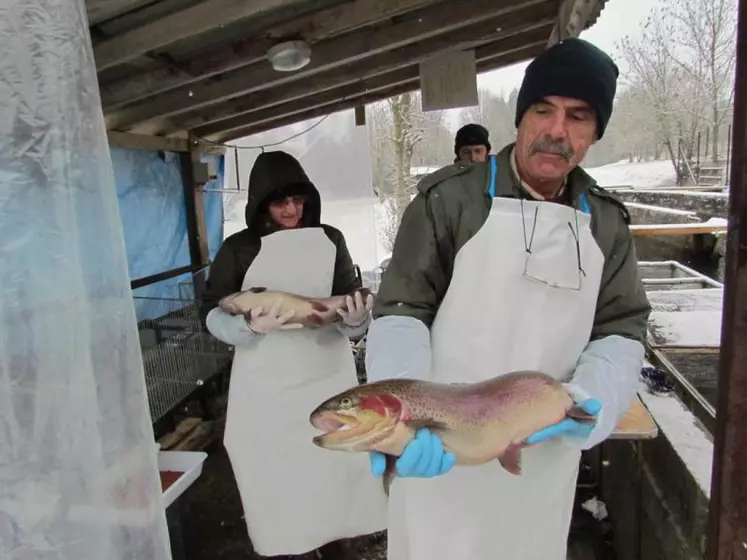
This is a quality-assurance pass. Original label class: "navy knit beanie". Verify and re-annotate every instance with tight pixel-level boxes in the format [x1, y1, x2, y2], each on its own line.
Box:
[454, 123, 491, 156]
[514, 38, 619, 139]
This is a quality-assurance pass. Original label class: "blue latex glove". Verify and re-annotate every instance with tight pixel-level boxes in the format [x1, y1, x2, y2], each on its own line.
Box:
[369, 428, 456, 478]
[525, 398, 603, 445]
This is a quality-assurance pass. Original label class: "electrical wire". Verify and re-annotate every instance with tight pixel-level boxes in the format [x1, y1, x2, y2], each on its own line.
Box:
[193, 113, 332, 151]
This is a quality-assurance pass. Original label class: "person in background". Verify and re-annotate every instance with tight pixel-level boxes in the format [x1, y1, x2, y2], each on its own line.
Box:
[203, 150, 387, 560]
[453, 122, 491, 163]
[364, 38, 651, 560]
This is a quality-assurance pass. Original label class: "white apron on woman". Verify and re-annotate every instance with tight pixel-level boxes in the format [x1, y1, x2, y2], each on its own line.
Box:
[387, 159, 605, 560]
[223, 227, 387, 557]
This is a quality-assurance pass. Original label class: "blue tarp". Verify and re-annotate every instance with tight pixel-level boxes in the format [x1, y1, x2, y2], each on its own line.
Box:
[110, 147, 225, 321]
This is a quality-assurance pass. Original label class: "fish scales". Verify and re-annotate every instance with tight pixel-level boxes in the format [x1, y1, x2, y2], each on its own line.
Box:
[308, 370, 595, 493]
[218, 286, 372, 327]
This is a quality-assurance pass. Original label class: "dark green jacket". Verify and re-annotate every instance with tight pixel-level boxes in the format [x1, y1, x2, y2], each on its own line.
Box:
[373, 143, 651, 344]
[201, 151, 360, 321]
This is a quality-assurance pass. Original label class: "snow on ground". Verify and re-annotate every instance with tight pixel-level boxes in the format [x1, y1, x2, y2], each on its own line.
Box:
[220, 159, 680, 268]
[624, 202, 699, 218]
[637, 381, 714, 498]
[583, 159, 677, 188]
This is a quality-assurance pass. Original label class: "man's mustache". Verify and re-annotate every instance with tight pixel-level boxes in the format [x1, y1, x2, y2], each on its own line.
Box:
[530, 137, 574, 162]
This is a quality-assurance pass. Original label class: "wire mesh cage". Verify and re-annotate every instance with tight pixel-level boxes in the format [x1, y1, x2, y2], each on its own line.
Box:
[133, 266, 233, 423]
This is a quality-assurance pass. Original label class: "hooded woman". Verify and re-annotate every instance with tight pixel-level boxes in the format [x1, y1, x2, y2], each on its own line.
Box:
[203, 150, 387, 560]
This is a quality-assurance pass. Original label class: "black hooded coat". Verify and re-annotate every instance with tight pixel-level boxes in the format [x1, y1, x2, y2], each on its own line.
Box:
[201, 151, 361, 320]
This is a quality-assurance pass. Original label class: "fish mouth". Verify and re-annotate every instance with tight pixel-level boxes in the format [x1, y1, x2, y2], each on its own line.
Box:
[311, 411, 360, 435]
[311, 410, 382, 449]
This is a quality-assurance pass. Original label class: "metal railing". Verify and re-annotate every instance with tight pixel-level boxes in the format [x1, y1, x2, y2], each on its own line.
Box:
[639, 260, 722, 434]
[134, 269, 233, 424]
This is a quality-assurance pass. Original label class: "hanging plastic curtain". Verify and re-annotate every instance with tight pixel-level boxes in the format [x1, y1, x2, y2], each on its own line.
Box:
[0, 1, 172, 558]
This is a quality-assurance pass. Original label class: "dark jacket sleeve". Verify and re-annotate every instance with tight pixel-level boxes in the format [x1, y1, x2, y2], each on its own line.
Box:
[323, 225, 361, 296]
[200, 237, 246, 323]
[372, 193, 453, 328]
[591, 214, 651, 344]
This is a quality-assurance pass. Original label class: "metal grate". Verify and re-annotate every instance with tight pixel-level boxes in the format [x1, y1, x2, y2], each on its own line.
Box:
[133, 271, 233, 423]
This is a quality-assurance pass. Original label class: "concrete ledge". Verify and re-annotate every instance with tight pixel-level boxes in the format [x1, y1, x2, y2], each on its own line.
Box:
[599, 386, 713, 560]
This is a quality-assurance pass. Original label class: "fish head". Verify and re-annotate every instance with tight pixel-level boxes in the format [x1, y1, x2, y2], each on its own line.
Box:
[309, 384, 406, 452]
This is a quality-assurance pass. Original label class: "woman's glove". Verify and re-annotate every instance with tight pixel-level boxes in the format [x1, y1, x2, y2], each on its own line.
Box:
[246, 299, 303, 334]
[337, 290, 374, 327]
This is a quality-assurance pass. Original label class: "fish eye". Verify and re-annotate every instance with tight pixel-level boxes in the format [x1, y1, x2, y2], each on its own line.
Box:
[340, 397, 353, 408]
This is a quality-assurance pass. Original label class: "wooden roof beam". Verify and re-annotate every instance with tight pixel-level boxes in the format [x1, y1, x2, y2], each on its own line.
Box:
[93, 0, 300, 71]
[110, 0, 556, 132]
[192, 26, 553, 138]
[98, 0, 441, 110]
[548, 0, 603, 45]
[152, 15, 554, 136]
[145, 17, 552, 136]
[86, 0, 154, 27]
[212, 43, 546, 143]
[106, 130, 190, 152]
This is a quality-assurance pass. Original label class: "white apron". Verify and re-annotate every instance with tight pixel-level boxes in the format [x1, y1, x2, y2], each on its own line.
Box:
[223, 227, 388, 557]
[387, 161, 605, 560]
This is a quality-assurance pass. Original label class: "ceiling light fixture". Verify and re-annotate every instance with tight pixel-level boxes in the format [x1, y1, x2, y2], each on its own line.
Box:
[266, 40, 312, 72]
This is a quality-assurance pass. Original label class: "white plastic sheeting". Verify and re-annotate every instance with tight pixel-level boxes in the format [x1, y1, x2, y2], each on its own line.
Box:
[222, 110, 386, 275]
[0, 2, 171, 559]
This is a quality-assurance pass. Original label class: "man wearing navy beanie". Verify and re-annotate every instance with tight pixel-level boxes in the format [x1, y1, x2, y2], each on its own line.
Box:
[365, 36, 650, 560]
[515, 37, 619, 140]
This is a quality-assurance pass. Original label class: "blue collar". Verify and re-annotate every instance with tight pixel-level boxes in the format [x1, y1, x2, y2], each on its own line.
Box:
[488, 154, 590, 214]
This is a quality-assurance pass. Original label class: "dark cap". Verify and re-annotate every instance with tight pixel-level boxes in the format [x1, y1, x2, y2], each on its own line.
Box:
[514, 38, 619, 139]
[454, 123, 491, 156]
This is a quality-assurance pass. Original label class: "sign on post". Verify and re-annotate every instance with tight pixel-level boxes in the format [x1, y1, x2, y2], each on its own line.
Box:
[419, 49, 479, 112]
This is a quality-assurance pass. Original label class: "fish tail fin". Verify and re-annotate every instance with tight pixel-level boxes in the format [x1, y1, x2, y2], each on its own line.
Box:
[498, 442, 524, 476]
[567, 405, 598, 425]
[383, 454, 398, 497]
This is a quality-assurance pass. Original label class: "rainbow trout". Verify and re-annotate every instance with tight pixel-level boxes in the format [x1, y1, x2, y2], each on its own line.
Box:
[219, 286, 372, 327]
[309, 371, 596, 492]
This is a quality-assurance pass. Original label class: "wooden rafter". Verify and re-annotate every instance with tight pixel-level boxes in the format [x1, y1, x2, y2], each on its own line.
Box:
[145, 13, 554, 136]
[548, 0, 603, 45]
[86, 0, 154, 26]
[86, 0, 620, 143]
[106, 130, 190, 152]
[213, 42, 545, 143]
[107, 0, 556, 133]
[192, 25, 553, 138]
[98, 0, 440, 109]
[93, 0, 300, 71]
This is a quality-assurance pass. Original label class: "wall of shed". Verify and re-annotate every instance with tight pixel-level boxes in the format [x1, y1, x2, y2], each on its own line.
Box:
[597, 391, 712, 560]
[110, 147, 225, 320]
[620, 194, 727, 282]
[615, 190, 729, 218]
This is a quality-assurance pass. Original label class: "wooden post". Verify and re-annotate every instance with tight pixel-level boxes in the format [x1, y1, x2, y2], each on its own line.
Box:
[179, 136, 211, 299]
[354, 105, 366, 127]
[705, 0, 747, 557]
